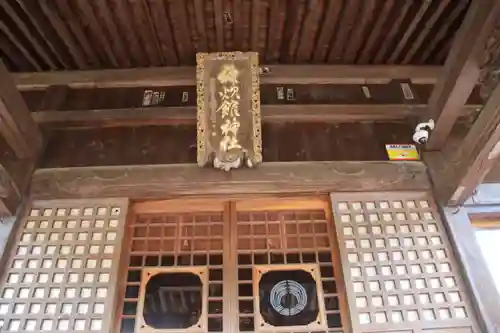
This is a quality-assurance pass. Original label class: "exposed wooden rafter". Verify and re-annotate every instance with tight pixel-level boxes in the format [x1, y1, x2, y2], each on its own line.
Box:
[426, 0, 500, 149]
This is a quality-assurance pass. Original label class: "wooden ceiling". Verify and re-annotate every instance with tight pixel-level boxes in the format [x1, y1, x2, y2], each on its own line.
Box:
[1, 0, 469, 72]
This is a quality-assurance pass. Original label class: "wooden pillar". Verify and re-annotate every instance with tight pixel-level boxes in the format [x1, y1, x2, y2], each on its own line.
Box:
[0, 61, 42, 158]
[0, 61, 43, 215]
[427, 80, 500, 206]
[426, 0, 500, 150]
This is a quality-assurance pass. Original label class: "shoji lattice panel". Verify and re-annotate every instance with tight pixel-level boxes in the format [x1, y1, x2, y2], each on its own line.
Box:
[119, 209, 225, 333]
[330, 192, 480, 333]
[0, 199, 128, 333]
[234, 204, 345, 332]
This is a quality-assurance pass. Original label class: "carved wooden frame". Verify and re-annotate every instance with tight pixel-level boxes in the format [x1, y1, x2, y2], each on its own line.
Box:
[135, 267, 209, 333]
[195, 51, 262, 168]
[252, 264, 327, 332]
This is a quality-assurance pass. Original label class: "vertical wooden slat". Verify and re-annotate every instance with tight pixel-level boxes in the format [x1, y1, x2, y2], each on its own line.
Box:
[150, 0, 179, 65]
[16, 0, 72, 69]
[193, 0, 209, 52]
[109, 0, 148, 67]
[265, 0, 286, 62]
[128, 0, 162, 66]
[93, 0, 132, 67]
[358, 0, 395, 64]
[281, 0, 306, 63]
[54, 0, 100, 67]
[39, 0, 88, 69]
[312, 0, 343, 63]
[75, 0, 119, 67]
[296, 0, 323, 63]
[328, 0, 360, 63]
[232, 0, 244, 50]
[402, 0, 451, 64]
[0, 1, 56, 69]
[225, 202, 239, 333]
[418, 1, 469, 64]
[0, 61, 42, 159]
[250, 0, 260, 51]
[373, 0, 412, 64]
[388, 0, 432, 63]
[169, 0, 195, 64]
[0, 21, 41, 71]
[214, 0, 225, 50]
[427, 0, 500, 149]
[343, 0, 376, 63]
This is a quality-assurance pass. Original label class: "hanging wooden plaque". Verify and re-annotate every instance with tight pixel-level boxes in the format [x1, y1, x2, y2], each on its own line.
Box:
[196, 52, 262, 171]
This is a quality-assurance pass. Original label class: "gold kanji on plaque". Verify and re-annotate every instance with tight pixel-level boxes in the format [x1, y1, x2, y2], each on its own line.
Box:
[196, 52, 262, 171]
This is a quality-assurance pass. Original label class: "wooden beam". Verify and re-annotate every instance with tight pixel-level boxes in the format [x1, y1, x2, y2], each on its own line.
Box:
[13, 65, 443, 90]
[30, 161, 430, 200]
[427, 82, 500, 205]
[427, 0, 500, 149]
[32, 104, 480, 129]
[0, 61, 42, 158]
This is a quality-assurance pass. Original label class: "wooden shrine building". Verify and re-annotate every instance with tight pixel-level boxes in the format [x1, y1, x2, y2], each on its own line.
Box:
[0, 1, 500, 333]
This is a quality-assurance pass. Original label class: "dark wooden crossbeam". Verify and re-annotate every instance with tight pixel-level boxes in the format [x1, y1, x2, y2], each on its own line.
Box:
[426, 0, 500, 149]
[28, 82, 482, 128]
[427, 81, 500, 205]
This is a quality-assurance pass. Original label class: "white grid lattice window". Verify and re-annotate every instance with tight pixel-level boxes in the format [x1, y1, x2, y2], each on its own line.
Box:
[330, 193, 480, 333]
[0, 199, 128, 333]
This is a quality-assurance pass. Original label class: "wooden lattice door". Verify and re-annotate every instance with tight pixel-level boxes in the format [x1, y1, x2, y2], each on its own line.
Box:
[329, 192, 481, 333]
[117, 197, 349, 333]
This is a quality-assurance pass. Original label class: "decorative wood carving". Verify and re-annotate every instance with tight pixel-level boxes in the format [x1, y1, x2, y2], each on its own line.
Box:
[196, 52, 262, 171]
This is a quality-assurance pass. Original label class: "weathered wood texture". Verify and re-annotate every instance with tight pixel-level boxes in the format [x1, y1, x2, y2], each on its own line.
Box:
[40, 122, 415, 168]
[427, 0, 500, 149]
[427, 81, 500, 206]
[0, 62, 42, 158]
[30, 161, 430, 200]
[2, 1, 469, 71]
[24, 82, 482, 128]
[441, 207, 500, 333]
[14, 65, 443, 90]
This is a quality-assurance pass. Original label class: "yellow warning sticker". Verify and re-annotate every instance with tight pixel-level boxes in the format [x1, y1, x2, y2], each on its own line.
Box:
[385, 144, 420, 161]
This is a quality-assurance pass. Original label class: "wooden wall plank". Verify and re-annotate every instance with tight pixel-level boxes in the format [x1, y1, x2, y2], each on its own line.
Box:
[0, 21, 41, 71]
[192, 0, 209, 52]
[214, 0, 224, 50]
[30, 161, 431, 200]
[128, 0, 162, 66]
[265, 0, 285, 62]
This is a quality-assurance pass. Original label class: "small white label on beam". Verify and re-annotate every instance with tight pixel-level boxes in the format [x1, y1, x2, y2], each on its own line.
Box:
[362, 86, 371, 99]
[401, 83, 414, 100]
[277, 87, 284, 100]
[286, 88, 295, 101]
[182, 91, 189, 103]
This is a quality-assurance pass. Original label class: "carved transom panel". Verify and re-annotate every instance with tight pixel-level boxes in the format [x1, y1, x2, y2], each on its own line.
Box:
[330, 192, 480, 333]
[0, 199, 128, 333]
